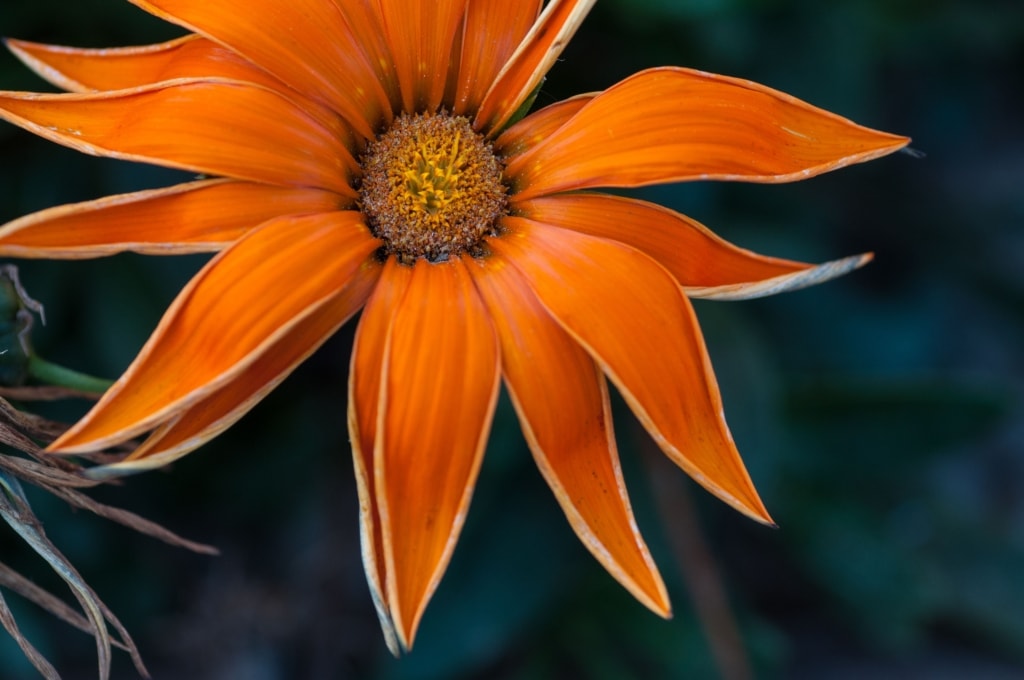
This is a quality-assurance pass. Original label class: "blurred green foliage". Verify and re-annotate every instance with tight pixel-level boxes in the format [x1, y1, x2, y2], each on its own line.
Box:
[1, 0, 1023, 678]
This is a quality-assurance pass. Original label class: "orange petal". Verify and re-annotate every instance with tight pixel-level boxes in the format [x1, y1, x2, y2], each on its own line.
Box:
[440, 12, 465, 110]
[348, 257, 414, 656]
[468, 254, 670, 617]
[685, 253, 874, 300]
[452, 0, 542, 116]
[129, 0, 390, 137]
[494, 93, 593, 157]
[48, 211, 380, 453]
[518, 194, 875, 299]
[329, 0, 401, 110]
[376, 258, 500, 649]
[492, 218, 772, 524]
[7, 35, 280, 93]
[474, 0, 596, 135]
[506, 67, 910, 199]
[4, 35, 348, 137]
[0, 81, 357, 196]
[86, 248, 382, 477]
[376, 0, 466, 113]
[0, 179, 345, 258]
[517, 193, 809, 286]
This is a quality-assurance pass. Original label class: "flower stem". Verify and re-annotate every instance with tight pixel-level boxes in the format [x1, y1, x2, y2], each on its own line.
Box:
[27, 356, 113, 394]
[640, 433, 753, 680]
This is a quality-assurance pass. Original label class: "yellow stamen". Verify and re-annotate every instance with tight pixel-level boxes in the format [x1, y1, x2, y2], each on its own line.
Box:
[360, 112, 507, 262]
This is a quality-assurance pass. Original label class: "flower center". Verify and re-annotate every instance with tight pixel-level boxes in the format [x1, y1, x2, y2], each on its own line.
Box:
[360, 112, 507, 262]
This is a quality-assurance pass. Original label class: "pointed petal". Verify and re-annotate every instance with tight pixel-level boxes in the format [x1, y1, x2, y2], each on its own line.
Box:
[48, 212, 380, 453]
[494, 93, 593, 157]
[474, 0, 596, 134]
[468, 254, 670, 616]
[0, 81, 357, 196]
[4, 36, 347, 135]
[685, 253, 874, 300]
[129, 0, 390, 136]
[87, 252, 382, 477]
[7, 35, 281, 93]
[3, 35, 348, 136]
[0, 179, 345, 258]
[517, 193, 812, 286]
[505, 67, 910, 199]
[492, 218, 772, 524]
[376, 0, 466, 113]
[452, 0, 542, 115]
[347, 257, 414, 656]
[376, 258, 500, 649]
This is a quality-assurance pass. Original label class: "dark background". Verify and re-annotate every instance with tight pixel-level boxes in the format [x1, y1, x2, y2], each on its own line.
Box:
[1, 0, 1022, 677]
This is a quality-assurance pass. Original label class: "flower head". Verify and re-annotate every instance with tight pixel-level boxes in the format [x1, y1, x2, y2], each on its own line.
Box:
[0, 0, 908, 652]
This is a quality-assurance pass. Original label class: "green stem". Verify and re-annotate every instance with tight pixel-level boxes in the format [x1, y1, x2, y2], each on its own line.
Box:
[27, 356, 113, 394]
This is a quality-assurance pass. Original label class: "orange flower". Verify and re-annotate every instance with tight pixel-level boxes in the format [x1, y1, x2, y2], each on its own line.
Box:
[0, 0, 908, 652]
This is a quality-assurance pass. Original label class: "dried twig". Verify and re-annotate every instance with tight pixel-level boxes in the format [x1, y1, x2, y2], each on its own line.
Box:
[0, 265, 216, 678]
[0, 560, 130, 649]
[0, 386, 106, 402]
[0, 395, 213, 678]
[0, 588, 61, 680]
[48, 484, 219, 555]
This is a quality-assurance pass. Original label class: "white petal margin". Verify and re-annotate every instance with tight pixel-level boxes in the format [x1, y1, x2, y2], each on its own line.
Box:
[684, 253, 873, 301]
[476, 0, 597, 133]
[5, 36, 199, 93]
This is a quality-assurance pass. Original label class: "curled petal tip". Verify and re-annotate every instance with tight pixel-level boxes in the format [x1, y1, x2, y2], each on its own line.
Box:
[685, 252, 875, 301]
[900, 145, 926, 159]
[80, 462, 148, 481]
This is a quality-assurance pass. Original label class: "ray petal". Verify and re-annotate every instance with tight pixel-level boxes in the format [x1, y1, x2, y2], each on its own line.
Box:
[347, 257, 414, 657]
[327, 0, 400, 109]
[0, 179, 346, 259]
[474, 0, 597, 135]
[129, 0, 390, 136]
[685, 253, 874, 300]
[492, 217, 772, 524]
[48, 211, 380, 453]
[517, 193, 834, 288]
[86, 249, 382, 477]
[468, 254, 670, 616]
[0, 81, 357, 196]
[494, 93, 593, 158]
[376, 258, 500, 649]
[452, 0, 543, 116]
[505, 67, 910, 199]
[7, 35, 282, 93]
[376, 0, 467, 113]
[4, 35, 348, 135]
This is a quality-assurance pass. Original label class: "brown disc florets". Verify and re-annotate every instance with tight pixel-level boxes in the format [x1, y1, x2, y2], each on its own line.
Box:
[359, 112, 507, 262]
